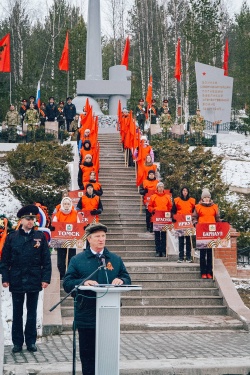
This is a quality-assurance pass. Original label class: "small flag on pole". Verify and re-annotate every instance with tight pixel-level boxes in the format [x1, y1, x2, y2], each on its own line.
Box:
[0, 33, 11, 73]
[121, 36, 130, 69]
[36, 80, 41, 109]
[223, 39, 229, 76]
[174, 38, 181, 81]
[59, 31, 69, 71]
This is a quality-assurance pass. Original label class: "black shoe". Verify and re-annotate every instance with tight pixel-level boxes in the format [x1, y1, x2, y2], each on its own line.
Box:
[155, 252, 160, 257]
[27, 344, 37, 352]
[12, 345, 22, 353]
[162, 253, 166, 257]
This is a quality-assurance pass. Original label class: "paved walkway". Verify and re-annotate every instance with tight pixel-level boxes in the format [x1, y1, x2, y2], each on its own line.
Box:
[4, 330, 250, 374]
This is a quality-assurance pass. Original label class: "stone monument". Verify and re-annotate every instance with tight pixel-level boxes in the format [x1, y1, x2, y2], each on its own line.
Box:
[73, 0, 131, 116]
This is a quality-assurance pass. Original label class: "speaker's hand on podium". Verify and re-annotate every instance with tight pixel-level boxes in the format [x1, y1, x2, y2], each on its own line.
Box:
[111, 278, 124, 286]
[84, 280, 98, 286]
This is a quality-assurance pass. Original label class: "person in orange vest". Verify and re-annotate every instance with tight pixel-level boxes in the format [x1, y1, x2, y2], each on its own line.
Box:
[79, 140, 94, 163]
[142, 155, 158, 181]
[192, 188, 221, 279]
[0, 214, 13, 261]
[52, 197, 80, 279]
[83, 171, 103, 196]
[139, 170, 159, 232]
[76, 184, 103, 217]
[172, 187, 196, 262]
[78, 154, 96, 189]
[148, 182, 172, 257]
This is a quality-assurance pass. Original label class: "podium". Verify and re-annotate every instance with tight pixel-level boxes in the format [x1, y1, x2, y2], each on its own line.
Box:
[79, 285, 142, 375]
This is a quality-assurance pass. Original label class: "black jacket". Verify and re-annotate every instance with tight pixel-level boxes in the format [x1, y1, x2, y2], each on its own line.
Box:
[64, 103, 76, 120]
[63, 248, 131, 328]
[45, 103, 57, 121]
[1, 228, 52, 293]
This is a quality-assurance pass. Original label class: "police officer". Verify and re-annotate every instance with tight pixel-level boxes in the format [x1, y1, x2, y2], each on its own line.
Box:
[1, 205, 51, 353]
[64, 97, 76, 132]
[135, 98, 146, 132]
[5, 104, 20, 142]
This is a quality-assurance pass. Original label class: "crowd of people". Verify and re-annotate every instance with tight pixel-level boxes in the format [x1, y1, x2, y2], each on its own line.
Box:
[0, 96, 222, 375]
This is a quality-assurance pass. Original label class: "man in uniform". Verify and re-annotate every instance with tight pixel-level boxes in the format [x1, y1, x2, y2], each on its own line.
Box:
[57, 101, 65, 130]
[63, 222, 131, 375]
[19, 99, 28, 128]
[160, 107, 173, 136]
[190, 108, 205, 145]
[135, 98, 146, 132]
[64, 96, 76, 132]
[148, 99, 158, 124]
[1, 205, 51, 353]
[24, 103, 39, 134]
[5, 104, 20, 142]
[46, 97, 57, 122]
[159, 99, 171, 116]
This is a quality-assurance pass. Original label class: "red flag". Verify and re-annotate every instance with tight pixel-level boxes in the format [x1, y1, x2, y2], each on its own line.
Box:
[59, 31, 69, 71]
[146, 75, 153, 107]
[223, 39, 229, 76]
[121, 37, 130, 69]
[0, 33, 11, 73]
[174, 38, 181, 81]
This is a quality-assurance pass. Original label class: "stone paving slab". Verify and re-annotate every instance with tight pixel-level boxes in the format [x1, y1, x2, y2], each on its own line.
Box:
[4, 331, 250, 374]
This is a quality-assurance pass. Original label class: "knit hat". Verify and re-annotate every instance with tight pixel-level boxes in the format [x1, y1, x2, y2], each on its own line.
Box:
[148, 170, 155, 175]
[201, 188, 211, 199]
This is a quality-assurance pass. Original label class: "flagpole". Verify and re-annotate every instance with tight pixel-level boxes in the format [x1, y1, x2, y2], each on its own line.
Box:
[9, 72, 12, 104]
[67, 71, 69, 98]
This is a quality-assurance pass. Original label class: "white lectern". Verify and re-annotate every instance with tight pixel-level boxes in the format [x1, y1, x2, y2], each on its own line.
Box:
[79, 285, 142, 375]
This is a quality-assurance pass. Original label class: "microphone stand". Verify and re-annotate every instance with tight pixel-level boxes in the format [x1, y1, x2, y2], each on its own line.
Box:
[49, 264, 105, 375]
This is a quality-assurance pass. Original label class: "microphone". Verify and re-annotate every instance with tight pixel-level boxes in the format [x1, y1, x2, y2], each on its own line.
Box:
[99, 254, 106, 269]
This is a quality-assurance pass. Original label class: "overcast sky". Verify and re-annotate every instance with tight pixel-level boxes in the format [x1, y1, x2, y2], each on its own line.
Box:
[0, 0, 250, 34]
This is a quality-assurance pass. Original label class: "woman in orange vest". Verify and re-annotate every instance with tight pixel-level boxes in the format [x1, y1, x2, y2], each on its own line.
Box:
[142, 155, 157, 181]
[52, 197, 80, 279]
[192, 188, 221, 279]
[172, 187, 196, 263]
[78, 154, 96, 190]
[139, 170, 159, 232]
[79, 140, 94, 163]
[148, 182, 172, 257]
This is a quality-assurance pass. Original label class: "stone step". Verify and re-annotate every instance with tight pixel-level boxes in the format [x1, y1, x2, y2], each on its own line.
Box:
[108, 250, 156, 257]
[127, 280, 214, 288]
[125, 263, 200, 272]
[121, 296, 224, 307]
[104, 238, 153, 245]
[129, 271, 201, 281]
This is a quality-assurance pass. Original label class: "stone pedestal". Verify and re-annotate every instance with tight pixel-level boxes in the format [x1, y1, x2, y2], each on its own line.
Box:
[214, 228, 239, 277]
[45, 121, 58, 138]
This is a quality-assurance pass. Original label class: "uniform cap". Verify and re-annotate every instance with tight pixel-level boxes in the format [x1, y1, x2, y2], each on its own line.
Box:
[59, 101, 64, 105]
[85, 222, 108, 237]
[22, 99, 27, 103]
[17, 204, 39, 219]
[49, 97, 54, 100]
[29, 95, 35, 100]
[139, 98, 144, 102]
[67, 97, 72, 101]
[163, 99, 168, 103]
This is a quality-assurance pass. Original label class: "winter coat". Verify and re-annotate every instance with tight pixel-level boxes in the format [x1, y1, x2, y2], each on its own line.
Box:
[1, 227, 51, 293]
[63, 248, 131, 328]
[64, 103, 76, 121]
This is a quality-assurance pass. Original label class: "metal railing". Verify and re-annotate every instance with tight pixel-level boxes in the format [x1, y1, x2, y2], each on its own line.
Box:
[237, 247, 250, 265]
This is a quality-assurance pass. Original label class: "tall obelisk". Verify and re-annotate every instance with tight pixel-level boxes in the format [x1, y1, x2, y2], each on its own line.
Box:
[85, 0, 102, 80]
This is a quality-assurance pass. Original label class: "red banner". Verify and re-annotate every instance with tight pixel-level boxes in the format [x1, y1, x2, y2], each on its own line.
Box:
[173, 214, 195, 237]
[151, 211, 174, 232]
[196, 222, 231, 249]
[51, 222, 86, 249]
[68, 190, 85, 207]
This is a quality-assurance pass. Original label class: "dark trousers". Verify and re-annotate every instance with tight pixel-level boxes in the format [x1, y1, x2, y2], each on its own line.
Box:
[57, 248, 76, 279]
[66, 119, 73, 132]
[78, 328, 96, 375]
[137, 118, 145, 132]
[12, 291, 39, 347]
[154, 230, 166, 254]
[146, 209, 152, 231]
[179, 236, 191, 260]
[200, 248, 212, 275]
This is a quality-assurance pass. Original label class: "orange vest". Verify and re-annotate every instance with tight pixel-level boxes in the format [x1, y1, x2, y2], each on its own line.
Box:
[142, 179, 159, 204]
[83, 181, 102, 192]
[54, 209, 78, 223]
[80, 195, 100, 211]
[174, 197, 196, 215]
[80, 148, 94, 162]
[141, 145, 153, 162]
[148, 191, 172, 212]
[195, 203, 219, 223]
[80, 165, 96, 183]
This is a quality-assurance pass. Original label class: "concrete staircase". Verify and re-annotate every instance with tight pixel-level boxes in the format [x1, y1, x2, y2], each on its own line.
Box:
[60, 132, 245, 332]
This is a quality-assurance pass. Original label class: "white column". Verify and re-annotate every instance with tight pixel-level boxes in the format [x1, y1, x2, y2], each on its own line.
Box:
[85, 0, 102, 80]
